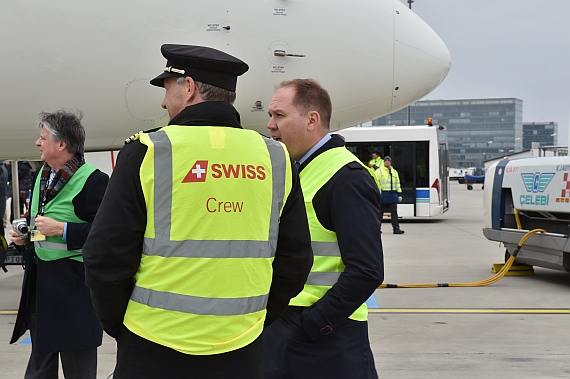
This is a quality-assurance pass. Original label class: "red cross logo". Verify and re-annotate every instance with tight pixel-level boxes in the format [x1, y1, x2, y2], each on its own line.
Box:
[182, 160, 208, 183]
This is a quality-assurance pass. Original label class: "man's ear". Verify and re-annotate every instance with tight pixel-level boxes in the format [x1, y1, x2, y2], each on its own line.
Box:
[305, 110, 321, 131]
[58, 141, 67, 152]
[185, 77, 201, 104]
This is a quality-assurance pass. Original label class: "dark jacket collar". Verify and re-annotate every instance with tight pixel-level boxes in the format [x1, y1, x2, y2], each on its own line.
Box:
[168, 101, 242, 128]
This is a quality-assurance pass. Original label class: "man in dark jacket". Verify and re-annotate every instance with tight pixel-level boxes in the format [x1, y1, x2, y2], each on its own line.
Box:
[10, 110, 108, 379]
[264, 78, 384, 378]
[0, 163, 7, 229]
[83, 44, 312, 379]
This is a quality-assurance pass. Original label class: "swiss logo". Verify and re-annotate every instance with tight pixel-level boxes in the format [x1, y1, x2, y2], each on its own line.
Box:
[182, 160, 208, 183]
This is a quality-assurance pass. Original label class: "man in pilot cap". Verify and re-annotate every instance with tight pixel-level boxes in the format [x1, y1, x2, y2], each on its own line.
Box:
[83, 44, 312, 379]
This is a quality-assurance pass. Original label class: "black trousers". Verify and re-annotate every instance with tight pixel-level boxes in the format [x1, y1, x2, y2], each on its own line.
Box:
[263, 306, 378, 379]
[25, 286, 97, 379]
[24, 348, 97, 379]
[380, 202, 400, 230]
[114, 327, 264, 379]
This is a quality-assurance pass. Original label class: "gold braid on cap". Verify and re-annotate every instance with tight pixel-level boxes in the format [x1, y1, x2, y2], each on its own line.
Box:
[164, 66, 185, 75]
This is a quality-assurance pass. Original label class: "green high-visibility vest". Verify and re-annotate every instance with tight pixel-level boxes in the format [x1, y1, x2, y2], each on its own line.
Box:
[32, 163, 96, 262]
[123, 125, 292, 355]
[289, 147, 377, 321]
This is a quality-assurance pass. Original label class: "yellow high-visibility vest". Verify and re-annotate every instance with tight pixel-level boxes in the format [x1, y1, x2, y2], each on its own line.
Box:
[376, 165, 402, 193]
[368, 157, 383, 168]
[123, 125, 292, 355]
[289, 147, 376, 321]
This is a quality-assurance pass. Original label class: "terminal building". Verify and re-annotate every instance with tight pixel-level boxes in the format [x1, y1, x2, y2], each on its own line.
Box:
[371, 98, 523, 169]
[522, 121, 558, 150]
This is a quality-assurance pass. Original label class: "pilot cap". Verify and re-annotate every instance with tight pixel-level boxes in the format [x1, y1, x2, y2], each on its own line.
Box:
[150, 44, 249, 91]
[384, 156, 392, 161]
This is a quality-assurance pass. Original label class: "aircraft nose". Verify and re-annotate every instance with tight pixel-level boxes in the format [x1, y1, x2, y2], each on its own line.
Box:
[390, 4, 451, 113]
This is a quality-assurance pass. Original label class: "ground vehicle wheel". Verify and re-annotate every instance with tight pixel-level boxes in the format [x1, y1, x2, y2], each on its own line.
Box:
[467, 185, 473, 190]
[482, 185, 484, 190]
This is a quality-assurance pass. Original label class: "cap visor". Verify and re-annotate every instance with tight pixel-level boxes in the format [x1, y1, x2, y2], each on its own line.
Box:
[150, 72, 179, 87]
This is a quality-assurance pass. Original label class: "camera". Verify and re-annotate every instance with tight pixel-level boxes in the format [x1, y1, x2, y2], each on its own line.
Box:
[12, 218, 29, 238]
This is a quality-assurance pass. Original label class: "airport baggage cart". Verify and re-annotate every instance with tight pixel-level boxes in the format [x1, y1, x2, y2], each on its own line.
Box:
[464, 174, 485, 190]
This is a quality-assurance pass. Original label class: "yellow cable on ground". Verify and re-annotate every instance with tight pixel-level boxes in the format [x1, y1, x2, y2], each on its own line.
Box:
[378, 228, 546, 289]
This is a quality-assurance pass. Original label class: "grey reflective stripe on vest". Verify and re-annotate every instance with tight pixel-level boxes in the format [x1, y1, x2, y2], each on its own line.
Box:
[132, 286, 268, 316]
[134, 130, 286, 316]
[306, 271, 342, 286]
[312, 241, 341, 257]
[150, 131, 173, 240]
[35, 240, 81, 253]
[263, 137, 286, 245]
[143, 238, 275, 259]
[304, 242, 342, 286]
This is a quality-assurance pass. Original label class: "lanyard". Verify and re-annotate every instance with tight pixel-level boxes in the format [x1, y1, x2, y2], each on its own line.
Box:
[37, 170, 56, 216]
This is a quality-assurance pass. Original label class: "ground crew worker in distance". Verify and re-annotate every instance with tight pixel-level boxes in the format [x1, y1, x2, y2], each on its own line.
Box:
[82, 44, 313, 379]
[376, 156, 405, 234]
[264, 78, 384, 379]
[368, 151, 383, 171]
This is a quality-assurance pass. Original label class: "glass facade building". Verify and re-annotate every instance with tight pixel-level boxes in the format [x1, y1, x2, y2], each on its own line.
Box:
[522, 122, 558, 149]
[371, 98, 523, 169]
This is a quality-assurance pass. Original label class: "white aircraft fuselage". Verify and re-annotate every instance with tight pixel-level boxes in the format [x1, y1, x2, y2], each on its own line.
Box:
[1, 0, 450, 160]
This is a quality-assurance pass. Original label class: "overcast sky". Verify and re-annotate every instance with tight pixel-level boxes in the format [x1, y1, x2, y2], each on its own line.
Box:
[408, 0, 570, 146]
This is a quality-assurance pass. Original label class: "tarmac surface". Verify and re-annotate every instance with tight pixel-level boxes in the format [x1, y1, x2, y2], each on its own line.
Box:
[1, 182, 569, 378]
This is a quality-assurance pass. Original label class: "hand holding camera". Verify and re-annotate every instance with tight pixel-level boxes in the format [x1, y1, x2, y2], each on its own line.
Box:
[10, 218, 29, 246]
[12, 218, 29, 237]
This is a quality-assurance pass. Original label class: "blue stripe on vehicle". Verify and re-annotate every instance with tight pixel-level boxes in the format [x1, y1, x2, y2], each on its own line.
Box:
[491, 160, 510, 230]
[416, 189, 429, 199]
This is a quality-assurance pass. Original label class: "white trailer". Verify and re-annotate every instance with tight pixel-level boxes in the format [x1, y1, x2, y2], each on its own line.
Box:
[449, 167, 473, 183]
[482, 156, 570, 278]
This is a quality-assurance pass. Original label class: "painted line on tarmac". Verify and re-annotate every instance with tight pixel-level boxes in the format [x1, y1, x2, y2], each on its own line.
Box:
[369, 308, 570, 314]
[0, 310, 17, 315]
